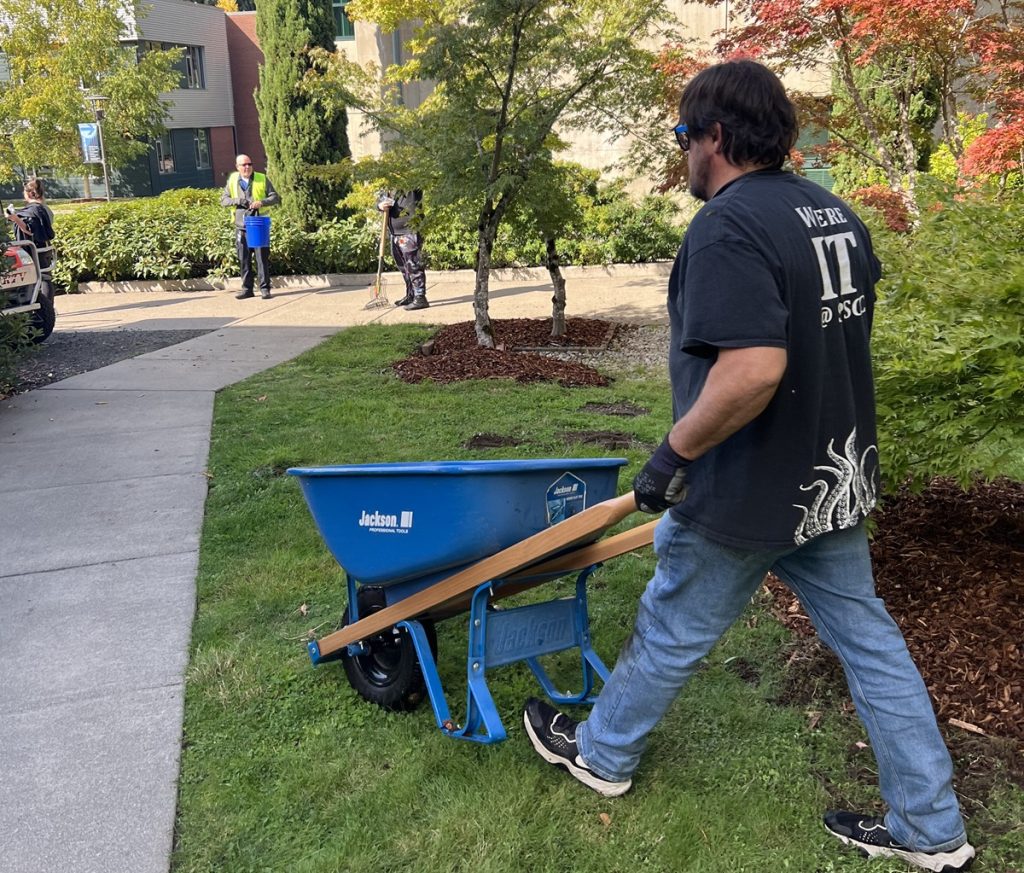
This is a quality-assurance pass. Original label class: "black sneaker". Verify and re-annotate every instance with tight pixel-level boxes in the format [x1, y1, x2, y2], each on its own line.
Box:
[393, 294, 413, 307]
[824, 811, 975, 872]
[235, 289, 254, 299]
[522, 697, 632, 797]
[403, 297, 429, 311]
[260, 290, 272, 299]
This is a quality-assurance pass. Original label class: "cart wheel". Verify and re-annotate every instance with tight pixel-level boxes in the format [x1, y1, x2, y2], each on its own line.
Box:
[29, 290, 55, 344]
[341, 586, 438, 713]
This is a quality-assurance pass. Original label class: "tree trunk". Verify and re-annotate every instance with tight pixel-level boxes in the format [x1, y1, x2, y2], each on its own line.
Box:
[473, 213, 498, 348]
[545, 235, 567, 339]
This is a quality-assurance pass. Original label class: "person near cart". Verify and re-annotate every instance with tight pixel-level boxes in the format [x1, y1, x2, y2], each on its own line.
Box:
[522, 60, 974, 873]
[221, 154, 280, 300]
[376, 189, 428, 310]
[5, 178, 55, 268]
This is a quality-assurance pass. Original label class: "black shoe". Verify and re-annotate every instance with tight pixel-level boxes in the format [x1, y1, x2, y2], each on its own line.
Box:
[235, 289, 254, 299]
[393, 294, 413, 307]
[824, 811, 975, 872]
[522, 697, 632, 797]
[403, 297, 429, 311]
[260, 291, 272, 299]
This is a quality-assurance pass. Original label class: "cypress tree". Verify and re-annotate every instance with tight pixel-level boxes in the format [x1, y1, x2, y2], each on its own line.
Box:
[255, 0, 349, 229]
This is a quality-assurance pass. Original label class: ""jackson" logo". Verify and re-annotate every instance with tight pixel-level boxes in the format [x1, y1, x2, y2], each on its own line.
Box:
[358, 509, 413, 532]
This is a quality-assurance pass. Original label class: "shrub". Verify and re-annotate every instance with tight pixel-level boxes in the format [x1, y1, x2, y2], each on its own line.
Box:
[52, 189, 233, 288]
[50, 177, 683, 288]
[848, 185, 914, 233]
[867, 191, 1024, 490]
[0, 311, 34, 396]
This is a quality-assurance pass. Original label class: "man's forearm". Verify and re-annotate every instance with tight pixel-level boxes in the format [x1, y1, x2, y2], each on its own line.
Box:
[668, 346, 787, 460]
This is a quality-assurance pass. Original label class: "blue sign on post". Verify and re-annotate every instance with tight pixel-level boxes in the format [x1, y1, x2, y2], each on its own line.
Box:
[78, 123, 101, 163]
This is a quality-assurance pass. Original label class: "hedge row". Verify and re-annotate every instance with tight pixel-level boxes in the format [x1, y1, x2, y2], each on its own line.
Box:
[50, 183, 684, 290]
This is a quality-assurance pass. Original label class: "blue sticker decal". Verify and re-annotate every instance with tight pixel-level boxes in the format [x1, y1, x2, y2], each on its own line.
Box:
[546, 472, 587, 525]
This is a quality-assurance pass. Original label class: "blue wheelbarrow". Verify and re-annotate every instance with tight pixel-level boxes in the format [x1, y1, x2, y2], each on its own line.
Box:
[288, 458, 655, 744]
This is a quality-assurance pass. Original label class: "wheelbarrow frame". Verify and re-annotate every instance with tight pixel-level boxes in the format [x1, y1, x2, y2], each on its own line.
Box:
[310, 504, 656, 744]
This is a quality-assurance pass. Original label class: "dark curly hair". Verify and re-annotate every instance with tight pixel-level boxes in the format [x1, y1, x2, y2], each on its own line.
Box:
[680, 60, 798, 170]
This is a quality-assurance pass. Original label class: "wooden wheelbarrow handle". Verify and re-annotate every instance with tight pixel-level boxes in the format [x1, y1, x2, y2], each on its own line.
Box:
[314, 491, 639, 659]
[423, 518, 658, 621]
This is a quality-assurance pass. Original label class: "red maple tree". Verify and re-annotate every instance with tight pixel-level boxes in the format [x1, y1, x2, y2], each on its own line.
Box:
[649, 0, 1023, 195]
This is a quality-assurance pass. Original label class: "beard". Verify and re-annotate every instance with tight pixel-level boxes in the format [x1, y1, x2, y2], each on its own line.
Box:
[688, 159, 709, 202]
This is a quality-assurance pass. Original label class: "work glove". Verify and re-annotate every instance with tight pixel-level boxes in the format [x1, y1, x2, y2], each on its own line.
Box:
[633, 435, 691, 514]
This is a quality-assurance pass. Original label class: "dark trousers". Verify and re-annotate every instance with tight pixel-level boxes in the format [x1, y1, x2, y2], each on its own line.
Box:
[236, 228, 271, 293]
[391, 233, 426, 297]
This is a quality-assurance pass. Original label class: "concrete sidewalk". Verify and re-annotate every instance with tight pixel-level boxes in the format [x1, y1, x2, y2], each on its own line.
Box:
[57, 263, 672, 332]
[0, 265, 670, 873]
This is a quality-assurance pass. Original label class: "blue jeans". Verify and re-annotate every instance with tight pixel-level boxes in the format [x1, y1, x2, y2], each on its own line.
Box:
[576, 514, 968, 853]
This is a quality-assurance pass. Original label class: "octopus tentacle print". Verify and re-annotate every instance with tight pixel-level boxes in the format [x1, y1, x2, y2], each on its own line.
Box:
[793, 429, 878, 545]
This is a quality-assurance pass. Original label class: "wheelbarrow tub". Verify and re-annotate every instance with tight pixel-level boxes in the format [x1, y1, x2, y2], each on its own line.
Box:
[288, 458, 627, 587]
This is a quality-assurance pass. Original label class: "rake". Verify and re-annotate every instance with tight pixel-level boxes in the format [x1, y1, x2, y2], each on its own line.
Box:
[364, 210, 390, 309]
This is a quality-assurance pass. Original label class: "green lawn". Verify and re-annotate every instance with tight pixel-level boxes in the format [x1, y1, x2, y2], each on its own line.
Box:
[172, 324, 1023, 872]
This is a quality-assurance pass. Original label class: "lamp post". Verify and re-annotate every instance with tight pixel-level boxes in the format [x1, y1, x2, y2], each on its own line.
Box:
[85, 93, 112, 201]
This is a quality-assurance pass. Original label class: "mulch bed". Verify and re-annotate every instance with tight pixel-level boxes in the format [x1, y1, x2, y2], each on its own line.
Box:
[399, 318, 1024, 757]
[392, 317, 614, 387]
[767, 477, 1024, 746]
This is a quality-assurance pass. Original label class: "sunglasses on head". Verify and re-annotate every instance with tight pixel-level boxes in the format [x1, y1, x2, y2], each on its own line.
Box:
[673, 123, 690, 152]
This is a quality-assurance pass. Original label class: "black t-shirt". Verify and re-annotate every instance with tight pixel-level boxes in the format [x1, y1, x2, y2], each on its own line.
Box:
[667, 170, 882, 549]
[15, 203, 54, 247]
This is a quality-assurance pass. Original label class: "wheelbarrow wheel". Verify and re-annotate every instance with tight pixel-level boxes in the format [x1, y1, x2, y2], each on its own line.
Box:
[341, 586, 437, 712]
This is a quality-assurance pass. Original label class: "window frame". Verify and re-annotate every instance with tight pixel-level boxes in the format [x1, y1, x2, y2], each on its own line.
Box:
[155, 132, 176, 175]
[332, 0, 355, 40]
[194, 128, 211, 170]
[184, 45, 205, 90]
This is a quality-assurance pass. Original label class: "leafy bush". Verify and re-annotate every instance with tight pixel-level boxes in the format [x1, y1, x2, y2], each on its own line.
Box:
[0, 311, 34, 395]
[867, 191, 1024, 490]
[52, 190, 232, 288]
[49, 177, 682, 289]
[848, 185, 913, 233]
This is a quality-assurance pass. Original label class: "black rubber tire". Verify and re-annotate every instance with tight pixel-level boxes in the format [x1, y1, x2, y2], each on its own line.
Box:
[341, 586, 437, 712]
[29, 288, 55, 343]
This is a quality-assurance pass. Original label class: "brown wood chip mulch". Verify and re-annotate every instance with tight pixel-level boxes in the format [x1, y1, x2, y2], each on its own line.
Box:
[767, 477, 1024, 745]
[392, 318, 614, 387]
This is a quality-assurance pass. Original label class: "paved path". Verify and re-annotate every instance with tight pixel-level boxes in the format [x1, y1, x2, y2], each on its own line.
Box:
[0, 266, 670, 873]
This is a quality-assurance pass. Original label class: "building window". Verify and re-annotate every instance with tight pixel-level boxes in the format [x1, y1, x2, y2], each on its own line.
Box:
[194, 129, 211, 170]
[184, 45, 205, 89]
[156, 133, 175, 174]
[333, 1, 355, 40]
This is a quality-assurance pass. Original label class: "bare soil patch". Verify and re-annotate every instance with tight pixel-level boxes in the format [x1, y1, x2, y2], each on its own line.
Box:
[560, 429, 656, 451]
[580, 401, 651, 417]
[463, 433, 525, 450]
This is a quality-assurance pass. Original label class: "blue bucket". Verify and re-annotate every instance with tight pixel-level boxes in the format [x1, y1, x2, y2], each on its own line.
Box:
[244, 215, 271, 248]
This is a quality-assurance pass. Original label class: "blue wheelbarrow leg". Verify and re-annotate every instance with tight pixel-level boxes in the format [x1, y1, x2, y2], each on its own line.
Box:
[522, 568, 611, 705]
[431, 566, 609, 744]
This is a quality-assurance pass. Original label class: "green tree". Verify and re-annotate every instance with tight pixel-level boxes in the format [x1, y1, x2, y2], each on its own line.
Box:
[255, 0, 351, 230]
[0, 0, 180, 186]
[310, 0, 673, 346]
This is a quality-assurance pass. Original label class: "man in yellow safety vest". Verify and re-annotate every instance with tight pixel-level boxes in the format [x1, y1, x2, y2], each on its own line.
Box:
[220, 154, 281, 299]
